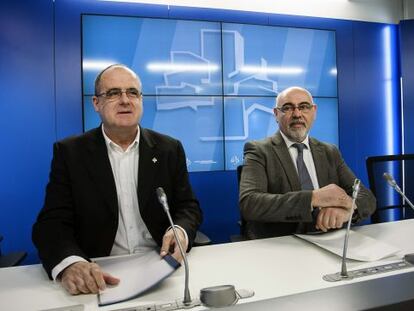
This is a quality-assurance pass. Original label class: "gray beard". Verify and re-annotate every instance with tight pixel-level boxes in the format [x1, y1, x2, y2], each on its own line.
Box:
[285, 127, 308, 142]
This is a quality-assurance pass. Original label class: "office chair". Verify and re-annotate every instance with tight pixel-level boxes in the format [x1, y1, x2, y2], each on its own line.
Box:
[193, 230, 211, 246]
[230, 165, 247, 242]
[366, 154, 414, 223]
[0, 235, 27, 268]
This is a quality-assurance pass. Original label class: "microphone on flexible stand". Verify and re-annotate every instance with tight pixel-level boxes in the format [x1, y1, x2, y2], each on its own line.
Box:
[323, 176, 414, 283]
[156, 187, 192, 306]
[383, 173, 414, 210]
[383, 173, 414, 264]
[340, 179, 361, 279]
[156, 187, 255, 309]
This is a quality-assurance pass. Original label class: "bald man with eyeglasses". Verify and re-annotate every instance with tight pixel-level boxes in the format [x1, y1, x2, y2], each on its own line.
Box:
[239, 86, 376, 239]
[33, 64, 202, 295]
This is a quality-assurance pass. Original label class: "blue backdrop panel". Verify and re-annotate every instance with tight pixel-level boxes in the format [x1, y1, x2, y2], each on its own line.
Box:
[189, 171, 240, 243]
[222, 23, 337, 97]
[0, 0, 55, 264]
[140, 96, 225, 172]
[82, 14, 338, 173]
[347, 22, 401, 179]
[82, 15, 223, 96]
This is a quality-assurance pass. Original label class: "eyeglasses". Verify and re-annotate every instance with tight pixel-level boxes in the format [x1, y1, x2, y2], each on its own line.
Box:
[96, 88, 142, 100]
[276, 103, 314, 114]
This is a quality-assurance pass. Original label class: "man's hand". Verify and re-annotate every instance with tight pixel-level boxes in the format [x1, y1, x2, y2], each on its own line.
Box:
[60, 261, 120, 295]
[160, 228, 188, 263]
[316, 207, 351, 232]
[312, 184, 353, 210]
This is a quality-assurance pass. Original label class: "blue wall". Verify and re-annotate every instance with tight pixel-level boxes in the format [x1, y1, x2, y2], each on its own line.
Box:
[0, 0, 55, 264]
[0, 0, 404, 264]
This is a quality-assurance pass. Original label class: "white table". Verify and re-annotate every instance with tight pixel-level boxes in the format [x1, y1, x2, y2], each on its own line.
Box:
[1, 219, 414, 311]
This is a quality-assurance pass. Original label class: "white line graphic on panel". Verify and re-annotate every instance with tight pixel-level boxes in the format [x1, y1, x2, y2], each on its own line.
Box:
[201, 100, 274, 141]
[156, 96, 214, 111]
[144, 27, 279, 142]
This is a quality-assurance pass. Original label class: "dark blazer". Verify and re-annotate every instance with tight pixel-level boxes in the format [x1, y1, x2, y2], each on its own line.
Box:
[32, 127, 202, 278]
[239, 131, 376, 239]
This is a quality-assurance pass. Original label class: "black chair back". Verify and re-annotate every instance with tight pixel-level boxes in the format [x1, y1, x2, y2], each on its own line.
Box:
[0, 235, 27, 268]
[366, 154, 414, 223]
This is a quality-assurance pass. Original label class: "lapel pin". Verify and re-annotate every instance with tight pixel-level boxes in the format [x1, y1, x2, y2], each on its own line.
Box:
[152, 157, 158, 163]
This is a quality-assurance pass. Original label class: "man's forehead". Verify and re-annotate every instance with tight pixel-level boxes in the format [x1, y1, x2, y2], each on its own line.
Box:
[281, 90, 312, 104]
[102, 67, 135, 80]
[101, 67, 139, 86]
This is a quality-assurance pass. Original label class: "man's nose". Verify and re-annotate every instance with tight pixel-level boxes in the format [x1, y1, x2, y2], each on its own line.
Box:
[292, 107, 303, 117]
[119, 91, 130, 104]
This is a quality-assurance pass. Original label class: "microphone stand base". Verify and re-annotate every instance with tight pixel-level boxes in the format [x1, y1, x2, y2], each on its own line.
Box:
[109, 289, 255, 311]
[339, 274, 353, 280]
[110, 299, 201, 311]
[323, 259, 413, 282]
[404, 253, 414, 265]
[176, 298, 202, 309]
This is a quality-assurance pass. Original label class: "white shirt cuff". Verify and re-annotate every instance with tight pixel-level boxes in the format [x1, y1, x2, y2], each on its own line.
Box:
[51, 255, 88, 281]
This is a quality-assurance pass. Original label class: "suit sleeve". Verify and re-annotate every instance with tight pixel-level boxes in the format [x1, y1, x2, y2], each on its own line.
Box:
[32, 143, 89, 279]
[332, 146, 376, 221]
[239, 141, 314, 223]
[170, 141, 202, 250]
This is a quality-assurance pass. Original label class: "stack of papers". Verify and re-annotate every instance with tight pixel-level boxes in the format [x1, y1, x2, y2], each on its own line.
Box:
[96, 251, 180, 306]
[296, 229, 401, 261]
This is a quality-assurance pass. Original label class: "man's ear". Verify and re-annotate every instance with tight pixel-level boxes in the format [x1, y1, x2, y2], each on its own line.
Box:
[92, 96, 100, 112]
[273, 107, 279, 123]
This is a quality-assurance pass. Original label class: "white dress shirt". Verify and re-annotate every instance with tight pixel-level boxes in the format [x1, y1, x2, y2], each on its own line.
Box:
[103, 126, 158, 255]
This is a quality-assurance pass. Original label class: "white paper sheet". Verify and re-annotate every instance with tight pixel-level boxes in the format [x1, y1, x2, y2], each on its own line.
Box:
[95, 250, 180, 306]
[296, 229, 401, 261]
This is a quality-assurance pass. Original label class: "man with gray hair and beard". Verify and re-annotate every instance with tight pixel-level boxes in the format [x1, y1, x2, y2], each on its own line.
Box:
[239, 86, 376, 239]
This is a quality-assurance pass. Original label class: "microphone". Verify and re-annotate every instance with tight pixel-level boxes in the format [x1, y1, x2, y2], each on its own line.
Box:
[340, 179, 361, 278]
[155, 187, 255, 309]
[156, 187, 192, 306]
[324, 176, 414, 282]
[383, 173, 414, 210]
[383, 173, 414, 265]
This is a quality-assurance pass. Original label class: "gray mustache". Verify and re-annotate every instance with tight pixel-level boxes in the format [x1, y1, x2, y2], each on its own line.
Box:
[289, 121, 306, 126]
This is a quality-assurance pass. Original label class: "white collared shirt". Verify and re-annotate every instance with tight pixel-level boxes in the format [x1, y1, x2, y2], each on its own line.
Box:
[279, 131, 320, 190]
[102, 125, 158, 255]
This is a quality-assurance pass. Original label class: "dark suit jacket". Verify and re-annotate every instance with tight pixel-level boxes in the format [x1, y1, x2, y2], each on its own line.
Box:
[239, 131, 376, 239]
[32, 126, 202, 278]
